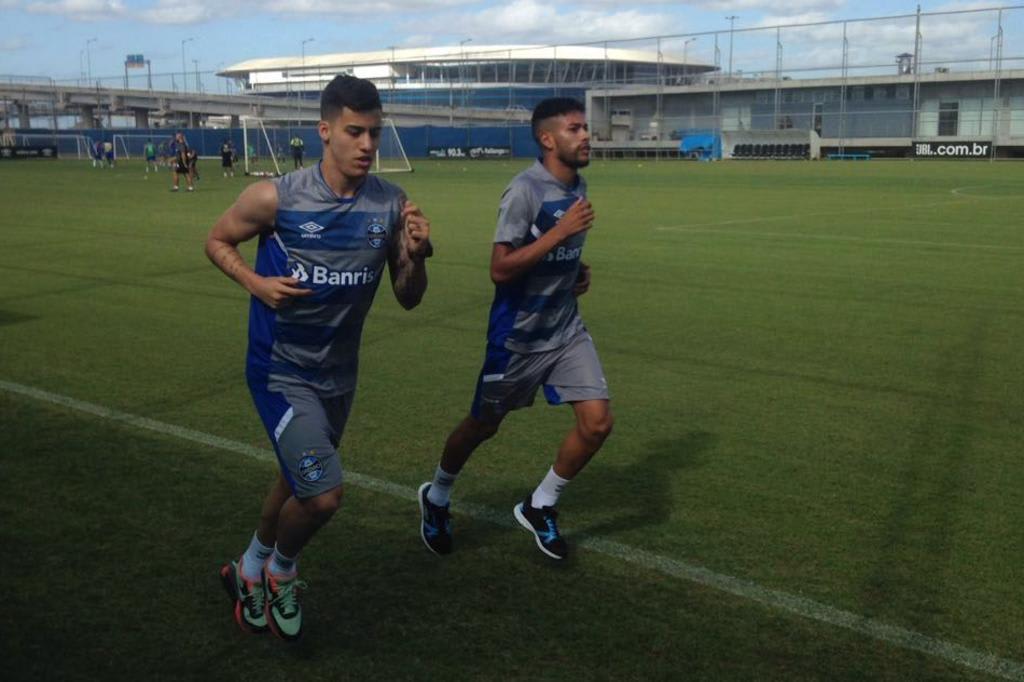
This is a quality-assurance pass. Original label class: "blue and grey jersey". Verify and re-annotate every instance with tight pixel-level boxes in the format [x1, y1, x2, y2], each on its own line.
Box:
[246, 164, 405, 396]
[487, 160, 587, 354]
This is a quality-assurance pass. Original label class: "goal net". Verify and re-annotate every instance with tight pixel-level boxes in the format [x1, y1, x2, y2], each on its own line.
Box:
[242, 117, 283, 177]
[112, 134, 163, 160]
[240, 117, 411, 176]
[374, 118, 412, 173]
[19, 133, 93, 159]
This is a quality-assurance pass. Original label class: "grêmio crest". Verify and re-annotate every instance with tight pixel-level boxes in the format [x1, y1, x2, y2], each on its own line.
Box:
[367, 220, 387, 249]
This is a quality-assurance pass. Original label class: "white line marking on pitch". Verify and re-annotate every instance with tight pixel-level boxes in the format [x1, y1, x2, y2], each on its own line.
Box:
[950, 186, 1015, 200]
[654, 226, 1023, 252]
[653, 197, 965, 232]
[2, 378, 1022, 681]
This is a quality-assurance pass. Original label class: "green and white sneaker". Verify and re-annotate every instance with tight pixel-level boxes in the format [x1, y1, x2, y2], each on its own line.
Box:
[263, 570, 306, 641]
[219, 559, 267, 633]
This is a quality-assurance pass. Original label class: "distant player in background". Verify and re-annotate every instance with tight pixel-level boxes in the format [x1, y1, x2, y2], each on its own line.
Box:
[171, 132, 194, 192]
[205, 75, 432, 642]
[159, 139, 171, 168]
[92, 139, 104, 168]
[290, 135, 305, 170]
[188, 146, 200, 182]
[103, 140, 115, 168]
[144, 139, 159, 175]
[418, 97, 612, 561]
[221, 138, 235, 177]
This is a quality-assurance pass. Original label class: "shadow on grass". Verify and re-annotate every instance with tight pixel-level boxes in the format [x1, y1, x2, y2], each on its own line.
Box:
[571, 430, 716, 539]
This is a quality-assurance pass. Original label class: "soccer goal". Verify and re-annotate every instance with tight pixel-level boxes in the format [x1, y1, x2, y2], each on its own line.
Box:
[242, 117, 283, 177]
[112, 134, 162, 160]
[374, 118, 412, 173]
[19, 133, 93, 159]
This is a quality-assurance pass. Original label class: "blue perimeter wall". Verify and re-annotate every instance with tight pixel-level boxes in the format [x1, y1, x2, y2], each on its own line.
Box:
[25, 125, 540, 159]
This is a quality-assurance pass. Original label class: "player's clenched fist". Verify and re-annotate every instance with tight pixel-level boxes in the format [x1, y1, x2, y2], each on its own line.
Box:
[250, 275, 313, 309]
[555, 197, 594, 239]
[402, 200, 432, 261]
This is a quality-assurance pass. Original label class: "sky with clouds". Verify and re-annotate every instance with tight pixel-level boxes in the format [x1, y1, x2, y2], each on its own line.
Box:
[0, 0, 1019, 85]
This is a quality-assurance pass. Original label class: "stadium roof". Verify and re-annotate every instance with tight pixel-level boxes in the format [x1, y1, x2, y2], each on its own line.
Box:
[220, 44, 708, 77]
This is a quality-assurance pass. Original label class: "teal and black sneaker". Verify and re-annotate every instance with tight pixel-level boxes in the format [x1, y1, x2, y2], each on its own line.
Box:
[418, 482, 453, 556]
[263, 570, 306, 641]
[513, 496, 568, 560]
[219, 559, 268, 633]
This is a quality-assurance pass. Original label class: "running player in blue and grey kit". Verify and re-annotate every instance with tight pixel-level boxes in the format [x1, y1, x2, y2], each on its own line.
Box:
[205, 76, 432, 640]
[419, 98, 612, 560]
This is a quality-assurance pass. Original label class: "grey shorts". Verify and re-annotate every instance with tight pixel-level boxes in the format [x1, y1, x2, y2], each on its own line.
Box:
[471, 330, 609, 422]
[249, 378, 352, 499]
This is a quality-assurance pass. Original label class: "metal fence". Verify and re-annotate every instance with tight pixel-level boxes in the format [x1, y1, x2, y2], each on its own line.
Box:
[2, 5, 1023, 156]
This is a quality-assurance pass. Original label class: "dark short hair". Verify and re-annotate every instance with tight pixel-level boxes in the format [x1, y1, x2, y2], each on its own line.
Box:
[320, 75, 382, 121]
[531, 97, 586, 144]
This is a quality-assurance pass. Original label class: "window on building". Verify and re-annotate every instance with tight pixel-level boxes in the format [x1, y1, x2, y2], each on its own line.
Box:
[938, 101, 959, 136]
[896, 86, 911, 100]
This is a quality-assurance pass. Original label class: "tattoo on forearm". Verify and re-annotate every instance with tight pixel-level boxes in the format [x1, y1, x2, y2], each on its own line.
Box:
[212, 243, 248, 281]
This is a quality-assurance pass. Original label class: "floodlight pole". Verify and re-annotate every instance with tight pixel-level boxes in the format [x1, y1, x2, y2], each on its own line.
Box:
[86, 38, 97, 86]
[911, 6, 922, 140]
[726, 16, 738, 78]
[683, 37, 696, 84]
[181, 37, 194, 93]
[459, 38, 472, 110]
[298, 38, 314, 125]
[991, 8, 1003, 161]
[774, 27, 782, 129]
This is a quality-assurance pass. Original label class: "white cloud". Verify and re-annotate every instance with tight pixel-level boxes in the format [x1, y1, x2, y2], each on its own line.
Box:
[404, 0, 672, 45]
[0, 36, 28, 51]
[24, 0, 125, 20]
[695, 0, 845, 10]
[730, 4, 999, 77]
[135, 0, 229, 24]
[259, 0, 472, 12]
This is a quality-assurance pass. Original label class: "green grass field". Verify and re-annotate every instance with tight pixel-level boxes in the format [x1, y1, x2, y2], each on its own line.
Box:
[1, 156, 1022, 680]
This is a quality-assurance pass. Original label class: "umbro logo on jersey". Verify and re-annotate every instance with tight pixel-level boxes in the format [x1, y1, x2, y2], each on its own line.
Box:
[299, 221, 326, 239]
[553, 209, 566, 218]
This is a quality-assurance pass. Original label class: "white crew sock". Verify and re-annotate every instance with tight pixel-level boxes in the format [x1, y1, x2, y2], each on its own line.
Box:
[530, 467, 571, 509]
[268, 545, 298, 578]
[426, 465, 458, 506]
[240, 531, 273, 581]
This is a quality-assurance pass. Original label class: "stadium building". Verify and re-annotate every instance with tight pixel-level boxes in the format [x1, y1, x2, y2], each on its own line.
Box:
[218, 45, 715, 111]
[587, 65, 1024, 158]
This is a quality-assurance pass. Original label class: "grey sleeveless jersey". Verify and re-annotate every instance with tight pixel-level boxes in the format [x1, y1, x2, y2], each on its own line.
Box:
[487, 160, 587, 354]
[246, 164, 405, 396]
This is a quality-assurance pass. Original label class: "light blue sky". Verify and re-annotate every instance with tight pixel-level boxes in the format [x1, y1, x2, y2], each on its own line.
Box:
[0, 0, 1019, 85]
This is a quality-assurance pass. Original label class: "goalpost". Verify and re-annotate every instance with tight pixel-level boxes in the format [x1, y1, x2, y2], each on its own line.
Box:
[241, 117, 411, 176]
[19, 133, 92, 159]
[112, 133, 166, 160]
[374, 118, 412, 173]
[242, 117, 283, 177]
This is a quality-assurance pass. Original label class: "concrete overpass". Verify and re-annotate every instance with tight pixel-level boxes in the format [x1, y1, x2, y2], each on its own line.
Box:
[0, 82, 531, 128]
